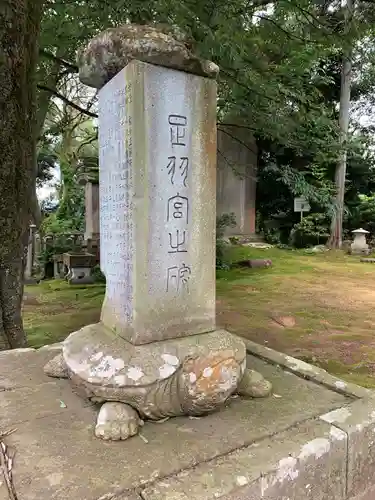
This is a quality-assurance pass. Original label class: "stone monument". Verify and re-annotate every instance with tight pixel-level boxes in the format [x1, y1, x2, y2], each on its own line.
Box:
[45, 24, 271, 441]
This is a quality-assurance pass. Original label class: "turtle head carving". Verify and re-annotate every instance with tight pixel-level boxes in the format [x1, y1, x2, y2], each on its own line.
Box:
[178, 351, 242, 416]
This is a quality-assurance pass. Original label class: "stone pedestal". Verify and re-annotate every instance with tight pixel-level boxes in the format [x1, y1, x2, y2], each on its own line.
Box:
[45, 25, 270, 441]
[63, 252, 95, 284]
[10, 344, 375, 499]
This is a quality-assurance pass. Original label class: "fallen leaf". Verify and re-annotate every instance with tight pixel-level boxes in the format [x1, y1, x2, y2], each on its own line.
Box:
[139, 432, 149, 444]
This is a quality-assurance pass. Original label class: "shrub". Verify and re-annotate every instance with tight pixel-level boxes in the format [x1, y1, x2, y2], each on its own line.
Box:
[216, 213, 236, 269]
[92, 265, 106, 283]
[290, 213, 330, 248]
[346, 194, 375, 235]
[257, 211, 295, 245]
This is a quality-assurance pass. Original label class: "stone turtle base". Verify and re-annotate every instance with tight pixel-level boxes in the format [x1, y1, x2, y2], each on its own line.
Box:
[0, 340, 374, 499]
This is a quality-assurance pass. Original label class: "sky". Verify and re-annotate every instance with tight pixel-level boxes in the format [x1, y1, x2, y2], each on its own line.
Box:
[38, 168, 60, 201]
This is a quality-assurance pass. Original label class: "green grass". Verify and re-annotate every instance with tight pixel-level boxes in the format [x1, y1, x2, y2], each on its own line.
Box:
[216, 247, 375, 388]
[24, 280, 105, 348]
[23, 247, 375, 387]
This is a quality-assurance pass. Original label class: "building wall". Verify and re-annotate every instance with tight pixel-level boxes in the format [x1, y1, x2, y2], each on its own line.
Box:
[216, 126, 258, 235]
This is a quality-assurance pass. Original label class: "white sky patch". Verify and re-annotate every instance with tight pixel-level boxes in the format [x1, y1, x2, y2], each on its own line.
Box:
[37, 165, 60, 202]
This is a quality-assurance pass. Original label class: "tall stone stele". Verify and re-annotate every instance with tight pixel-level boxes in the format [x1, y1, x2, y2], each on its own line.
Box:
[44, 24, 271, 441]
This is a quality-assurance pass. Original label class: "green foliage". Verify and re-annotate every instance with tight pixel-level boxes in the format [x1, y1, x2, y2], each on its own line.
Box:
[39, 101, 98, 237]
[347, 194, 375, 235]
[38, 233, 81, 267]
[290, 213, 331, 248]
[92, 265, 106, 283]
[216, 212, 236, 269]
[260, 218, 286, 246]
[36, 148, 56, 188]
[35, 0, 375, 252]
[216, 212, 236, 238]
[41, 212, 83, 235]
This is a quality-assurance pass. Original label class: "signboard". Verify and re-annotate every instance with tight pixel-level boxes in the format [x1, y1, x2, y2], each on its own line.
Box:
[294, 197, 311, 213]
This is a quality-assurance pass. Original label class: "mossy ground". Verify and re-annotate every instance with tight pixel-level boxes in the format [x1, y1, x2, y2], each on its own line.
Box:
[24, 247, 375, 388]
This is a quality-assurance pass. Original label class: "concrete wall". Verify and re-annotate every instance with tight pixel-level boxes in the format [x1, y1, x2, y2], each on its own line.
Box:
[216, 126, 257, 235]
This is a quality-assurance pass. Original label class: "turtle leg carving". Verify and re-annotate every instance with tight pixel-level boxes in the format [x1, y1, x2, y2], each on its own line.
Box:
[95, 402, 142, 441]
[44, 353, 69, 379]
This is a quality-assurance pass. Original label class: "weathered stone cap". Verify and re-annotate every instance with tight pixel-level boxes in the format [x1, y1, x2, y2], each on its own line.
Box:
[77, 24, 219, 89]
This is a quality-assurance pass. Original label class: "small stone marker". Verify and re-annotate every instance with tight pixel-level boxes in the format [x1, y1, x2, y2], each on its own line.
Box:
[45, 24, 272, 441]
[351, 228, 370, 255]
[24, 224, 38, 284]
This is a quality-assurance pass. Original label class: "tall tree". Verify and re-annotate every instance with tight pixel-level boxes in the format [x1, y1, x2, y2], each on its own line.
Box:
[0, 0, 44, 349]
[328, 0, 353, 248]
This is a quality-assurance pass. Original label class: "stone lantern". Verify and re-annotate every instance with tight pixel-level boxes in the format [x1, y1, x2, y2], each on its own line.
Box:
[351, 228, 370, 255]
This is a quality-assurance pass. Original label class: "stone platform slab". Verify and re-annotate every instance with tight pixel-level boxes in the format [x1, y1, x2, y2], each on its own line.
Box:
[0, 340, 374, 500]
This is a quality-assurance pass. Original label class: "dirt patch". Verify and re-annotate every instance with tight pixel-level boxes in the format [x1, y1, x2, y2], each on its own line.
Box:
[23, 294, 40, 306]
[283, 276, 375, 312]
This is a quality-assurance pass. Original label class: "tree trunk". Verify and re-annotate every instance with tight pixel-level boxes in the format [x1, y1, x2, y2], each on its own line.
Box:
[0, 237, 28, 349]
[327, 0, 353, 249]
[0, 0, 44, 349]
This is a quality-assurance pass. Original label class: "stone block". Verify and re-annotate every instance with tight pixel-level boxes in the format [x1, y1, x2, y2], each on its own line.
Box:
[0, 380, 93, 427]
[62, 252, 95, 284]
[63, 252, 96, 269]
[78, 24, 218, 89]
[38, 342, 63, 351]
[2, 349, 351, 500]
[68, 267, 95, 284]
[243, 338, 370, 399]
[98, 60, 217, 345]
[141, 419, 347, 500]
[321, 397, 375, 499]
[0, 349, 56, 390]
